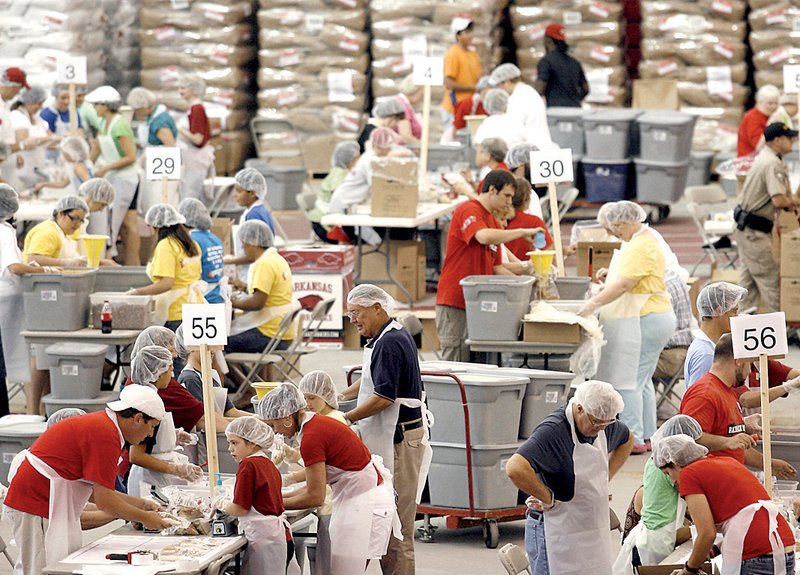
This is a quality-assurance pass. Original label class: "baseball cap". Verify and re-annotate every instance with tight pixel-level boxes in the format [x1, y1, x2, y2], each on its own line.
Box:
[85, 85, 122, 104]
[1, 67, 29, 89]
[764, 122, 799, 141]
[451, 17, 473, 35]
[545, 23, 566, 41]
[108, 385, 166, 420]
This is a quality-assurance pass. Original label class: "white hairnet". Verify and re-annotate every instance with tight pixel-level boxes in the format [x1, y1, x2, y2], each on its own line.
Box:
[59, 136, 90, 162]
[347, 284, 396, 314]
[234, 167, 267, 199]
[54, 195, 89, 215]
[126, 87, 156, 110]
[650, 415, 702, 450]
[696, 282, 747, 318]
[370, 127, 400, 149]
[505, 143, 538, 170]
[372, 97, 405, 118]
[238, 220, 274, 248]
[483, 88, 509, 115]
[226, 415, 275, 450]
[85, 85, 121, 104]
[652, 434, 708, 468]
[145, 203, 185, 228]
[0, 142, 10, 161]
[132, 326, 176, 358]
[597, 201, 647, 227]
[574, 380, 624, 420]
[47, 408, 86, 428]
[79, 178, 115, 205]
[299, 370, 338, 409]
[18, 86, 47, 105]
[476, 76, 492, 92]
[490, 63, 521, 86]
[257, 382, 307, 420]
[131, 345, 173, 385]
[332, 141, 360, 169]
[180, 75, 206, 97]
[174, 324, 190, 360]
[178, 198, 212, 231]
[0, 184, 19, 220]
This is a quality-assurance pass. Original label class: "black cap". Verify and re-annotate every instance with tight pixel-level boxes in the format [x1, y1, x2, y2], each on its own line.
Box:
[764, 122, 799, 141]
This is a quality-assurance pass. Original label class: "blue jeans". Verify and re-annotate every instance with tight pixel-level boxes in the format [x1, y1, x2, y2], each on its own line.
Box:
[525, 515, 549, 575]
[740, 551, 794, 574]
[618, 311, 676, 443]
[224, 327, 290, 354]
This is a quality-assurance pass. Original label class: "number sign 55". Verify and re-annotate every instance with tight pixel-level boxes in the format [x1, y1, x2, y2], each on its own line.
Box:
[182, 304, 228, 346]
[730, 312, 788, 358]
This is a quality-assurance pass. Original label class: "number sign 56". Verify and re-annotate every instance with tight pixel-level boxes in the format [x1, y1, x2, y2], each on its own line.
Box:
[182, 304, 228, 346]
[730, 312, 788, 358]
[145, 147, 182, 181]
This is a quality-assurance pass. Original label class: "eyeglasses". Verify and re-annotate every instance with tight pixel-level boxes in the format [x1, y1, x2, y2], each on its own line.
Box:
[65, 213, 87, 225]
[345, 307, 367, 321]
[586, 413, 616, 429]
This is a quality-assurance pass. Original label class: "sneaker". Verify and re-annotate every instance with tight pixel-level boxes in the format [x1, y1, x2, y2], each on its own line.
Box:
[645, 439, 652, 451]
[631, 443, 648, 455]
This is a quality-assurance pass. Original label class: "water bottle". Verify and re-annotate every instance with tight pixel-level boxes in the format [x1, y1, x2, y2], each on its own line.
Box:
[533, 231, 547, 249]
[101, 300, 113, 334]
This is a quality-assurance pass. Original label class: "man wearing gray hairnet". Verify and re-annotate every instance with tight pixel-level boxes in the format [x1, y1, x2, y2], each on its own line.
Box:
[506, 380, 633, 574]
[339, 284, 425, 575]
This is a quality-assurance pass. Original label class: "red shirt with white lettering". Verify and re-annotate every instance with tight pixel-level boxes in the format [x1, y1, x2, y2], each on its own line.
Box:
[436, 198, 503, 309]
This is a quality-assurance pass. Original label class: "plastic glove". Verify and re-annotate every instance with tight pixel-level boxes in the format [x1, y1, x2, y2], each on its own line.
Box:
[744, 414, 763, 435]
[724, 433, 755, 452]
[783, 376, 800, 395]
[175, 428, 198, 447]
[526, 492, 556, 512]
[211, 494, 232, 512]
[577, 300, 600, 318]
[169, 462, 203, 482]
[62, 256, 88, 267]
[282, 473, 297, 487]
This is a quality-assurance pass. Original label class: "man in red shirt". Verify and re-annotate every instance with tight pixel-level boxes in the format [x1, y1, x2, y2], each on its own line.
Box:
[435, 169, 545, 361]
[737, 84, 780, 157]
[654, 435, 795, 575]
[453, 76, 490, 131]
[4, 386, 172, 575]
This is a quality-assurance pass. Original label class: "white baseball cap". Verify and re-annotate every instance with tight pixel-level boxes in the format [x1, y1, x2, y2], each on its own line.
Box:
[451, 17, 473, 35]
[85, 85, 122, 104]
[108, 385, 166, 420]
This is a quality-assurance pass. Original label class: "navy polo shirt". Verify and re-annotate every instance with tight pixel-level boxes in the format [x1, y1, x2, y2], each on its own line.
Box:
[367, 321, 423, 423]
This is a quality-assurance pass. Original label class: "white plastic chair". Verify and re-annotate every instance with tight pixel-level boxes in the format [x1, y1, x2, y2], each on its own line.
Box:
[684, 184, 739, 275]
[498, 544, 531, 575]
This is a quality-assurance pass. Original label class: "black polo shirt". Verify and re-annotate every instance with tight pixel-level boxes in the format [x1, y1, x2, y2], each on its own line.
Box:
[367, 321, 423, 423]
[537, 51, 587, 108]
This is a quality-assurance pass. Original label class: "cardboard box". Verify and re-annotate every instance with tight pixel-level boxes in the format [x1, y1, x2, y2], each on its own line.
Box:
[371, 157, 419, 218]
[781, 277, 800, 321]
[278, 245, 355, 273]
[292, 270, 353, 331]
[777, 209, 800, 234]
[632, 78, 679, 110]
[638, 563, 716, 575]
[210, 217, 234, 255]
[361, 240, 426, 301]
[781, 230, 800, 277]
[417, 254, 427, 299]
[576, 241, 621, 278]
[523, 321, 582, 344]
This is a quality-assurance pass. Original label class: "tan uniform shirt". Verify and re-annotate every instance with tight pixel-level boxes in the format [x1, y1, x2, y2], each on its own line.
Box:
[737, 146, 790, 220]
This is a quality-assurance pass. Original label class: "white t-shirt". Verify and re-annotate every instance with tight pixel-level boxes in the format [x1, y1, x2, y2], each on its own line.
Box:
[10, 109, 48, 138]
[0, 96, 14, 145]
[0, 221, 22, 289]
[507, 82, 554, 150]
[474, 114, 527, 148]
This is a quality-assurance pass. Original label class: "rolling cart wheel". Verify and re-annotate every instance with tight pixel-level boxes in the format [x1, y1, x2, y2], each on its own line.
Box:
[658, 204, 671, 220]
[417, 524, 437, 543]
[482, 520, 500, 549]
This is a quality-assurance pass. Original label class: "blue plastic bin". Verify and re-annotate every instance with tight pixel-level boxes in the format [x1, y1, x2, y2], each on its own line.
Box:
[582, 158, 631, 203]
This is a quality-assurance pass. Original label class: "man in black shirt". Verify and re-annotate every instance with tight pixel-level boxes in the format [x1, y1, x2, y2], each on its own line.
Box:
[534, 24, 589, 108]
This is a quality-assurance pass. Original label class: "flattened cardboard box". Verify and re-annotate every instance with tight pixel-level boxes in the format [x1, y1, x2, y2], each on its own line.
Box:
[781, 277, 800, 321]
[781, 230, 800, 277]
[523, 321, 582, 344]
[371, 156, 419, 218]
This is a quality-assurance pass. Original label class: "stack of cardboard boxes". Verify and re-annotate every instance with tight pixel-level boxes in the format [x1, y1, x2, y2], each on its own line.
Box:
[779, 209, 800, 321]
[361, 240, 427, 303]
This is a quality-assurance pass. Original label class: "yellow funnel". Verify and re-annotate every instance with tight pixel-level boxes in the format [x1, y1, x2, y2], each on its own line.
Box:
[527, 250, 556, 277]
[79, 234, 109, 268]
[252, 382, 281, 400]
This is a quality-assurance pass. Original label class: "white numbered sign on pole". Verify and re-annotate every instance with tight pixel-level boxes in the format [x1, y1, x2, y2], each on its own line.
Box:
[412, 57, 444, 86]
[182, 304, 228, 346]
[56, 56, 87, 85]
[784, 65, 800, 94]
[529, 148, 574, 185]
[730, 312, 788, 358]
[145, 147, 182, 181]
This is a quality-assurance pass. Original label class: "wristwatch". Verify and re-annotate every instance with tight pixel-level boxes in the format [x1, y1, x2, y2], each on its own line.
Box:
[684, 562, 701, 574]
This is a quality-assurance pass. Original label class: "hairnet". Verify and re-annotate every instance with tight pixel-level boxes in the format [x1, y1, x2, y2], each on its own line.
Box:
[573, 380, 624, 420]
[145, 203, 185, 228]
[18, 86, 47, 105]
[47, 408, 87, 428]
[85, 85, 122, 104]
[79, 178, 115, 205]
[398, 74, 419, 96]
[480, 138, 508, 163]
[372, 97, 405, 118]
[696, 282, 747, 318]
[370, 127, 400, 149]
[483, 88, 509, 115]
[652, 434, 708, 468]
[0, 184, 19, 220]
[0, 142, 10, 161]
[59, 136, 90, 162]
[226, 416, 275, 450]
[257, 382, 307, 420]
[476, 76, 492, 92]
[489, 63, 521, 86]
[234, 167, 267, 199]
[174, 324, 190, 360]
[299, 370, 338, 409]
[238, 220, 274, 248]
[180, 75, 206, 98]
[132, 326, 176, 358]
[650, 415, 702, 451]
[52, 84, 70, 97]
[505, 143, 538, 170]
[178, 198, 212, 231]
[597, 201, 647, 227]
[131, 345, 173, 385]
[54, 195, 89, 215]
[347, 284, 396, 314]
[126, 87, 157, 110]
[332, 141, 360, 169]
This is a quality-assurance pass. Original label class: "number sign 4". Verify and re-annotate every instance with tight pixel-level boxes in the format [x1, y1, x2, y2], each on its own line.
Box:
[145, 147, 182, 181]
[182, 304, 228, 346]
[730, 312, 788, 359]
[529, 148, 574, 185]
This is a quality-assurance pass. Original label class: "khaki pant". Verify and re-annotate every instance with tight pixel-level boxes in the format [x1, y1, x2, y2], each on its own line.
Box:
[435, 304, 469, 362]
[6, 506, 47, 575]
[381, 425, 425, 575]
[735, 228, 780, 313]
[653, 346, 688, 379]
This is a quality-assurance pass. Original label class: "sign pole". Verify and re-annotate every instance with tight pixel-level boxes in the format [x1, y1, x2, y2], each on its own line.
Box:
[760, 352, 773, 498]
[412, 57, 443, 180]
[419, 84, 432, 178]
[548, 181, 565, 277]
[200, 343, 220, 498]
[68, 83, 78, 136]
[161, 175, 169, 203]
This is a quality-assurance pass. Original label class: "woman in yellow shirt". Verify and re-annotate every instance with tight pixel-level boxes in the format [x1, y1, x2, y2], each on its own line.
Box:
[131, 203, 201, 332]
[23, 195, 90, 267]
[578, 201, 677, 454]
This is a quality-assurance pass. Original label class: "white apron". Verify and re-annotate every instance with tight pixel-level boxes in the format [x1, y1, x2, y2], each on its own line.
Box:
[145, 259, 206, 325]
[543, 398, 613, 575]
[128, 410, 189, 498]
[0, 230, 30, 382]
[613, 496, 687, 574]
[719, 500, 787, 575]
[178, 113, 215, 202]
[230, 248, 295, 335]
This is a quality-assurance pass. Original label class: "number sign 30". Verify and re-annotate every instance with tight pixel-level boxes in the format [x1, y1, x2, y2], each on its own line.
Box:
[182, 304, 228, 346]
[145, 147, 182, 181]
[730, 312, 788, 358]
[529, 148, 574, 185]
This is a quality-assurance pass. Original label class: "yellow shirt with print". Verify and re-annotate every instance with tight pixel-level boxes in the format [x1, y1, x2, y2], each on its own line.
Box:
[150, 237, 202, 321]
[22, 220, 82, 262]
[249, 249, 295, 340]
[617, 232, 672, 316]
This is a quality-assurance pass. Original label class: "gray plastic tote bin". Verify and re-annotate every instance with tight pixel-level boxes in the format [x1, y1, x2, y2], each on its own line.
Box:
[554, 277, 591, 300]
[687, 150, 715, 187]
[45, 343, 109, 399]
[516, 369, 574, 438]
[21, 269, 97, 331]
[42, 391, 118, 418]
[637, 111, 696, 163]
[244, 159, 306, 210]
[0, 416, 47, 483]
[460, 275, 534, 341]
[583, 109, 642, 160]
[93, 266, 150, 293]
[408, 144, 465, 171]
[771, 432, 800, 471]
[423, 373, 527, 444]
[634, 158, 690, 203]
[427, 441, 521, 509]
[547, 107, 586, 155]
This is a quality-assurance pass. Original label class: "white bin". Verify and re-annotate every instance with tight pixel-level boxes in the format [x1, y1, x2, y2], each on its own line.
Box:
[637, 111, 696, 162]
[634, 158, 690, 204]
[583, 109, 642, 160]
[461, 275, 534, 341]
[0, 415, 47, 483]
[42, 391, 119, 418]
[45, 343, 109, 399]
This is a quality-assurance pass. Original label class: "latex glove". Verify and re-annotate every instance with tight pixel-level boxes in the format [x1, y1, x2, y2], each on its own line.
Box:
[282, 473, 297, 487]
[140, 499, 162, 512]
[125, 288, 138, 295]
[577, 300, 600, 318]
[175, 428, 198, 447]
[773, 458, 797, 480]
[783, 376, 800, 395]
[526, 491, 556, 512]
[211, 494, 232, 512]
[744, 414, 762, 435]
[142, 511, 177, 531]
[62, 256, 88, 267]
[169, 462, 203, 482]
[792, 497, 800, 520]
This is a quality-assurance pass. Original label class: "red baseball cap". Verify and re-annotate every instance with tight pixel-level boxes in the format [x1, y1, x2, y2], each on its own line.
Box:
[545, 23, 566, 41]
[1, 67, 29, 89]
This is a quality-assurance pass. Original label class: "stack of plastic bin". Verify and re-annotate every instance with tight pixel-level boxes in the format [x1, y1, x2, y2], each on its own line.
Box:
[0, 415, 47, 483]
[460, 275, 534, 342]
[634, 111, 695, 205]
[41, 343, 117, 417]
[21, 270, 97, 331]
[581, 109, 642, 202]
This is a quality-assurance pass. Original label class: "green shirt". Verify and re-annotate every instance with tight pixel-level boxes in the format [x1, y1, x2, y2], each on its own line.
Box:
[105, 115, 135, 158]
[78, 101, 104, 133]
[309, 166, 348, 223]
[641, 457, 679, 531]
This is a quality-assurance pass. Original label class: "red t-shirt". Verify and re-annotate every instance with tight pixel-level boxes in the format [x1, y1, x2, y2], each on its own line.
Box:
[5, 411, 123, 517]
[233, 455, 290, 541]
[299, 414, 374, 474]
[505, 211, 552, 261]
[737, 108, 769, 157]
[436, 199, 503, 309]
[680, 372, 745, 463]
[188, 103, 211, 147]
[454, 96, 488, 130]
[125, 377, 204, 431]
[732, 360, 793, 400]
[680, 457, 795, 560]
[476, 162, 510, 195]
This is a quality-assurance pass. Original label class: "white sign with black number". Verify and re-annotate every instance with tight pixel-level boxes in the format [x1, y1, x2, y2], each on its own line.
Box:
[412, 57, 444, 86]
[56, 56, 87, 85]
[529, 148, 574, 184]
[182, 303, 228, 346]
[784, 65, 800, 94]
[730, 312, 788, 359]
[145, 147, 182, 181]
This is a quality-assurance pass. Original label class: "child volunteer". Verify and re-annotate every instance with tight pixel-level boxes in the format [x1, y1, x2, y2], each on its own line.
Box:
[178, 198, 224, 304]
[33, 136, 93, 196]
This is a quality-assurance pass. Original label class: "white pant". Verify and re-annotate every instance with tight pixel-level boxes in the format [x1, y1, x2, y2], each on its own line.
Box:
[106, 174, 138, 257]
[5, 506, 47, 575]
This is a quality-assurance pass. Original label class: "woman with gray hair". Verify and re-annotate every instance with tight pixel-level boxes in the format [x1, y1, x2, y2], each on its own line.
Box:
[177, 76, 214, 201]
[739, 84, 781, 157]
[473, 88, 527, 148]
[309, 141, 360, 243]
[10, 86, 54, 189]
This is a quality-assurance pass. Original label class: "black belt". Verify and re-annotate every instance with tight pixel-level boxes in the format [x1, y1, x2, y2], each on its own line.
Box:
[526, 509, 543, 522]
[398, 418, 423, 431]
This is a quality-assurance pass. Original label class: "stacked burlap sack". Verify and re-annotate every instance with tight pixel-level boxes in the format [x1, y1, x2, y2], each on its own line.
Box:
[749, 2, 800, 90]
[105, 0, 140, 96]
[511, 0, 627, 107]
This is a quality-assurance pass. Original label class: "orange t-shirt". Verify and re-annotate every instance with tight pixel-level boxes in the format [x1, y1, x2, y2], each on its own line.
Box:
[442, 44, 482, 114]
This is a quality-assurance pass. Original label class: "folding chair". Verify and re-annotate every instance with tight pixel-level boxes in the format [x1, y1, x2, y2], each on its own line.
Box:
[250, 115, 306, 170]
[684, 184, 739, 276]
[397, 312, 441, 360]
[276, 297, 337, 381]
[498, 544, 531, 575]
[652, 347, 687, 413]
[540, 187, 579, 226]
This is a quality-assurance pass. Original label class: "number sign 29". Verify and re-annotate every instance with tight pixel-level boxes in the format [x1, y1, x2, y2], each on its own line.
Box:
[145, 147, 182, 181]
[529, 148, 574, 185]
[730, 312, 788, 358]
[182, 304, 228, 346]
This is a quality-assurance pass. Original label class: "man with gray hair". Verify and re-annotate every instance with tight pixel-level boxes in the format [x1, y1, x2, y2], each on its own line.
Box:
[339, 284, 426, 575]
[738, 84, 780, 157]
[506, 380, 633, 575]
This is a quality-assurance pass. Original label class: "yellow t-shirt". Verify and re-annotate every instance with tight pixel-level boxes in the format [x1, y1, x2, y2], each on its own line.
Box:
[149, 237, 202, 321]
[442, 44, 482, 113]
[617, 232, 672, 316]
[22, 220, 81, 262]
[249, 249, 295, 339]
